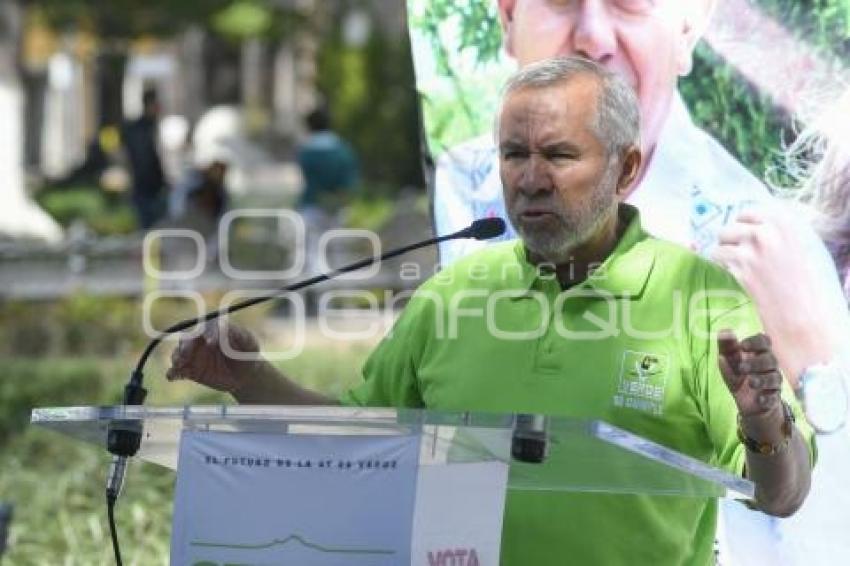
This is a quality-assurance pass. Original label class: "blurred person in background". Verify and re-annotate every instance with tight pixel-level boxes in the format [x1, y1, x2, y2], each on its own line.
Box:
[296, 106, 359, 213]
[296, 106, 359, 274]
[169, 157, 229, 232]
[122, 88, 167, 230]
[164, 152, 230, 267]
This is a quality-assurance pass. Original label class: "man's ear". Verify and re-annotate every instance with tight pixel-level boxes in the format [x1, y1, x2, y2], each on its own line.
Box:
[616, 146, 642, 200]
[497, 0, 518, 58]
[676, 0, 717, 76]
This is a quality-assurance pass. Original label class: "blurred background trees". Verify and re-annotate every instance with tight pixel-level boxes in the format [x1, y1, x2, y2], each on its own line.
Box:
[2, 0, 423, 241]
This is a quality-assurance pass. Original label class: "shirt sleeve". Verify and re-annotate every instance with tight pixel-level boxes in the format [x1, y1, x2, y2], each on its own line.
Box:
[339, 289, 438, 408]
[691, 285, 816, 476]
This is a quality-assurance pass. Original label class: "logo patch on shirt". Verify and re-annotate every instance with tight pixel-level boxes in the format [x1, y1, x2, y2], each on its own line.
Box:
[613, 350, 669, 416]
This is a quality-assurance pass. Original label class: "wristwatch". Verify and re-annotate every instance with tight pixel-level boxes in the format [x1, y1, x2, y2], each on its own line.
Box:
[796, 362, 848, 434]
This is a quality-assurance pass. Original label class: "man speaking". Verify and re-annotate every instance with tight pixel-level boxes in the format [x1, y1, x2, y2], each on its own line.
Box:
[168, 58, 813, 565]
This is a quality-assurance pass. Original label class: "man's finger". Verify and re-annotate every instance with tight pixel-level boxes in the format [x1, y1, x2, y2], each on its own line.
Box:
[718, 352, 744, 392]
[732, 208, 767, 226]
[757, 391, 781, 410]
[718, 330, 744, 373]
[739, 352, 778, 374]
[203, 320, 221, 346]
[717, 223, 757, 246]
[748, 371, 782, 391]
[717, 329, 740, 355]
[172, 334, 201, 367]
[170, 341, 182, 366]
[740, 333, 771, 353]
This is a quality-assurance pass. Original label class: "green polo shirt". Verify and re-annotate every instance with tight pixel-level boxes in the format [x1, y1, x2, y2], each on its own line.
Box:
[342, 205, 813, 565]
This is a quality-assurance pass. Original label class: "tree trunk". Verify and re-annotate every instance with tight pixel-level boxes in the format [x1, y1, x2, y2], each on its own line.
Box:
[95, 50, 127, 129]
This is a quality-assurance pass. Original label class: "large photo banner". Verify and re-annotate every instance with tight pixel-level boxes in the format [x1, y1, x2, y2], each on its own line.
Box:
[406, 2, 850, 564]
[407, 0, 850, 266]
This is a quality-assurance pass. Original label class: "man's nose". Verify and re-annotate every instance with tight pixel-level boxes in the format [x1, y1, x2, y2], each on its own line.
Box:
[572, 0, 616, 64]
[517, 155, 553, 196]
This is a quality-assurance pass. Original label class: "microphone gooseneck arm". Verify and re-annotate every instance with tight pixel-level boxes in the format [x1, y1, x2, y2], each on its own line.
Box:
[128, 217, 506, 385]
[111, 216, 506, 452]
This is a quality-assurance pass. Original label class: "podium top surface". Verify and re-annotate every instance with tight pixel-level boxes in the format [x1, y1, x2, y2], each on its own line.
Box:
[31, 405, 754, 499]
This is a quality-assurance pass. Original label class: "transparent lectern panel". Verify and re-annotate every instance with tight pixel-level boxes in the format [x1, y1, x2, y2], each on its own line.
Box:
[508, 419, 753, 499]
[30, 405, 753, 499]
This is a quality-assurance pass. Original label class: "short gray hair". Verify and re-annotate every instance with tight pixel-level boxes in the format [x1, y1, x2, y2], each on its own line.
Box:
[501, 57, 640, 156]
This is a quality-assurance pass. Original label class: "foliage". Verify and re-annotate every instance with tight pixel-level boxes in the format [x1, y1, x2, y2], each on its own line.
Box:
[678, 46, 794, 184]
[212, 1, 273, 40]
[409, 0, 503, 73]
[2, 427, 175, 565]
[0, 357, 184, 565]
[343, 195, 395, 233]
[756, 0, 850, 60]
[680, 0, 850, 184]
[0, 359, 108, 441]
[0, 343, 371, 563]
[315, 8, 424, 190]
[36, 0, 232, 39]
[0, 293, 270, 359]
[409, 0, 509, 155]
[36, 186, 137, 235]
[0, 295, 139, 357]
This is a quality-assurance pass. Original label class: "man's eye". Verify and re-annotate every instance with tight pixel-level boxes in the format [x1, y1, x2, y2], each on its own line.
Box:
[502, 151, 528, 161]
[547, 153, 575, 162]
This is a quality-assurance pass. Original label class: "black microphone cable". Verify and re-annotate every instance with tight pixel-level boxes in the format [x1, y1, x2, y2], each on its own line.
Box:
[104, 217, 505, 565]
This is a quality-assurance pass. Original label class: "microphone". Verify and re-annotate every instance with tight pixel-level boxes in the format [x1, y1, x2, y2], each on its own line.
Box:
[463, 217, 507, 241]
[511, 413, 549, 463]
[105, 217, 506, 494]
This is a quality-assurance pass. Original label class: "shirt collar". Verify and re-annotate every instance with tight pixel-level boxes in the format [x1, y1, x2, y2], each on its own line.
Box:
[508, 203, 655, 299]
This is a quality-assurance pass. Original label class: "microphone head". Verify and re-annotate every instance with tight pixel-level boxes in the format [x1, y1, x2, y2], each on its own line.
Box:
[469, 217, 506, 240]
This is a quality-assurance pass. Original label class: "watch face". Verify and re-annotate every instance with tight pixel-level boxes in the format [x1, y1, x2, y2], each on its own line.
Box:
[802, 369, 848, 434]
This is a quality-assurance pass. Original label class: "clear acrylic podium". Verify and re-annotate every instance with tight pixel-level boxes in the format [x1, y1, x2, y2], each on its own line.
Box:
[30, 405, 754, 499]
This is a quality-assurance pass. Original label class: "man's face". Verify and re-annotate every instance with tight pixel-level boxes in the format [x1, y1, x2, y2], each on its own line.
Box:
[499, 0, 702, 154]
[499, 77, 621, 263]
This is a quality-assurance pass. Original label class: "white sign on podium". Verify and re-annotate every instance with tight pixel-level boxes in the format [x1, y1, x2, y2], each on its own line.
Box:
[172, 431, 421, 565]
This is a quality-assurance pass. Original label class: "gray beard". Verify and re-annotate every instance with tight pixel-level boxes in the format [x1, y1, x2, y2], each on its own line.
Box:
[510, 166, 620, 264]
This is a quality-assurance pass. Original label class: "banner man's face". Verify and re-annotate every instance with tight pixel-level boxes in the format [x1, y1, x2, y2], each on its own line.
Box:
[499, 0, 703, 153]
[499, 78, 620, 263]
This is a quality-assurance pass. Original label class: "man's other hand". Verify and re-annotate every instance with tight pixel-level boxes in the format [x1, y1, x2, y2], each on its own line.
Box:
[718, 330, 782, 417]
[166, 321, 261, 393]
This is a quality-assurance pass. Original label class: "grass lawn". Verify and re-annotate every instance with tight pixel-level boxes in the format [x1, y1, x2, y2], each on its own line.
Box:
[1, 340, 373, 564]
